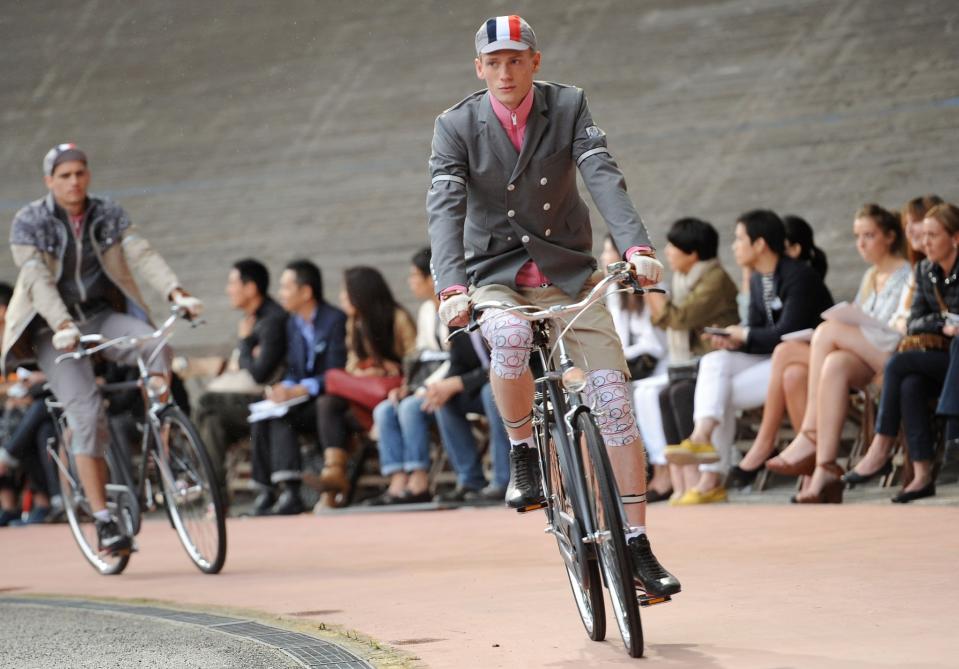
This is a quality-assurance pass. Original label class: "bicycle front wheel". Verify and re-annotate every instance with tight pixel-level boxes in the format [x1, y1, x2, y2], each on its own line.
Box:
[577, 411, 644, 658]
[542, 421, 606, 642]
[153, 406, 227, 574]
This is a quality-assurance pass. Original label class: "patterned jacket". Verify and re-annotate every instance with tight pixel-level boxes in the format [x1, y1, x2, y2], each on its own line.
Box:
[3, 193, 181, 365]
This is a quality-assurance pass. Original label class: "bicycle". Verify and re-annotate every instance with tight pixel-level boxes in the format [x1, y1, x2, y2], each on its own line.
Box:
[46, 306, 227, 576]
[467, 262, 671, 658]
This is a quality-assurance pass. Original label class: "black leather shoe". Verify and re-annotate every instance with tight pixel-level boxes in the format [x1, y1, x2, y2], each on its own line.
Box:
[398, 490, 433, 504]
[628, 534, 681, 598]
[252, 489, 277, 516]
[842, 458, 892, 487]
[505, 444, 545, 511]
[891, 482, 935, 504]
[95, 518, 132, 555]
[271, 485, 305, 515]
[645, 488, 674, 503]
[726, 465, 760, 490]
[364, 491, 404, 506]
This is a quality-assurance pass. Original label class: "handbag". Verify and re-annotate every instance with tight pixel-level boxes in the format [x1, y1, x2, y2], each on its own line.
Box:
[324, 368, 403, 411]
[897, 282, 953, 352]
[897, 333, 950, 353]
[666, 358, 700, 385]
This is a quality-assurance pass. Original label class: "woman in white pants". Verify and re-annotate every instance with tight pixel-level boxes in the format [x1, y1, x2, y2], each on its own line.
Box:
[627, 219, 738, 501]
[666, 210, 833, 504]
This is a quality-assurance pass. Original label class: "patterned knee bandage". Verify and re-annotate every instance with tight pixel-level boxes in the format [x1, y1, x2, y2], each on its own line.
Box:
[480, 309, 533, 380]
[585, 369, 641, 447]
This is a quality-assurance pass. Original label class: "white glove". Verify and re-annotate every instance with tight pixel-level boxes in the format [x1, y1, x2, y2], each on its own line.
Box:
[628, 253, 664, 286]
[438, 293, 471, 327]
[174, 294, 204, 318]
[52, 323, 81, 351]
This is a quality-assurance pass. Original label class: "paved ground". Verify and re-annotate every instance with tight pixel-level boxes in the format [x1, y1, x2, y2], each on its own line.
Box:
[0, 603, 302, 669]
[2, 1, 958, 354]
[2, 501, 957, 668]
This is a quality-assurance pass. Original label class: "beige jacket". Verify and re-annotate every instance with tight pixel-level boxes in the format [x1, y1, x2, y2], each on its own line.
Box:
[3, 193, 180, 367]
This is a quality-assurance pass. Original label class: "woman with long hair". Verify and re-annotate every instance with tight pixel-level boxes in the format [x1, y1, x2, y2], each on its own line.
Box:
[842, 203, 959, 503]
[314, 266, 417, 502]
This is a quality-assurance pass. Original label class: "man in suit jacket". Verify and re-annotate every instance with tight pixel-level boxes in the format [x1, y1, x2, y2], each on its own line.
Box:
[251, 260, 347, 515]
[196, 259, 288, 506]
[426, 15, 679, 598]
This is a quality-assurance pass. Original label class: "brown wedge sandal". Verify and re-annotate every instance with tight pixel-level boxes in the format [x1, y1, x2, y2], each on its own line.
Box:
[765, 430, 817, 477]
[793, 462, 845, 504]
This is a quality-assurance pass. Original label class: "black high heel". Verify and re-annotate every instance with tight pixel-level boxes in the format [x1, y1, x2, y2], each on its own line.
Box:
[891, 481, 936, 503]
[841, 458, 892, 487]
[726, 465, 760, 490]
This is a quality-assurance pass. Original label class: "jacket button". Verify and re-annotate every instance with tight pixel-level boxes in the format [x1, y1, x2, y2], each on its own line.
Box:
[507, 184, 515, 191]
[545, 229, 552, 237]
[521, 235, 530, 244]
[540, 177, 548, 186]
[507, 209, 515, 218]
[543, 203, 551, 211]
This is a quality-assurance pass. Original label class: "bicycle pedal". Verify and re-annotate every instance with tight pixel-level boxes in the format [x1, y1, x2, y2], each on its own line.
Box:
[514, 499, 547, 513]
[639, 594, 672, 607]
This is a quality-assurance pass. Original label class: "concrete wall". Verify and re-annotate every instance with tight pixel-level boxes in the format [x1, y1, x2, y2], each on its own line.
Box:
[2, 0, 957, 353]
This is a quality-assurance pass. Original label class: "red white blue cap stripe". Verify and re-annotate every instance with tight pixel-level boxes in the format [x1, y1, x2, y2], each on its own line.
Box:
[486, 15, 522, 44]
[476, 14, 536, 54]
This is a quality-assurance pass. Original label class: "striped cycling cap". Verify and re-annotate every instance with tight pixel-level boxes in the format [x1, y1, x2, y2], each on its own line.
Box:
[475, 15, 537, 55]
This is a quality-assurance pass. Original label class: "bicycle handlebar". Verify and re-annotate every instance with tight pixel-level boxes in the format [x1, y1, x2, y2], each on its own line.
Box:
[466, 262, 665, 330]
[54, 305, 200, 365]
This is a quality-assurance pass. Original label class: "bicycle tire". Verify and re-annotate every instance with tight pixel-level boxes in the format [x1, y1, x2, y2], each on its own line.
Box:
[58, 443, 131, 576]
[542, 419, 606, 642]
[153, 406, 227, 574]
[577, 411, 644, 658]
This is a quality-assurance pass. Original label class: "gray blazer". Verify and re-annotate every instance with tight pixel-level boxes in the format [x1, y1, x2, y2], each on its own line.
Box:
[426, 81, 652, 298]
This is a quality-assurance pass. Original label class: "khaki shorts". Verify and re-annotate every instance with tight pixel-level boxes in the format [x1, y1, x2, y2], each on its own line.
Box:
[471, 271, 628, 375]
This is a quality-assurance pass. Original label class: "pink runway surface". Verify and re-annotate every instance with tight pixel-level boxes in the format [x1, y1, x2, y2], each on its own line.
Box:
[2, 505, 956, 668]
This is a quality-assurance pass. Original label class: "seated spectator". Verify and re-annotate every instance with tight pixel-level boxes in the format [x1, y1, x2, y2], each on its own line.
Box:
[601, 235, 667, 381]
[369, 247, 450, 504]
[432, 328, 510, 504]
[313, 266, 416, 506]
[728, 216, 830, 488]
[251, 260, 346, 515]
[666, 210, 833, 504]
[738, 206, 908, 494]
[628, 218, 738, 502]
[0, 282, 53, 525]
[888, 195, 942, 332]
[195, 259, 287, 505]
[0, 375, 55, 525]
[846, 203, 959, 502]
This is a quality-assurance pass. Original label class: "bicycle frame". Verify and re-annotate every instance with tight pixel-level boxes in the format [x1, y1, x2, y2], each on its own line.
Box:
[49, 306, 196, 521]
[470, 264, 662, 579]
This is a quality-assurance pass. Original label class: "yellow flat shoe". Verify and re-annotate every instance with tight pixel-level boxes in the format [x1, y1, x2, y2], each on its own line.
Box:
[696, 486, 728, 503]
[671, 489, 703, 506]
[664, 440, 697, 465]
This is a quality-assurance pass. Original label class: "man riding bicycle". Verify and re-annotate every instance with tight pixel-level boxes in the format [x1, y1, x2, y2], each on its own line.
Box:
[427, 15, 680, 597]
[2, 144, 202, 555]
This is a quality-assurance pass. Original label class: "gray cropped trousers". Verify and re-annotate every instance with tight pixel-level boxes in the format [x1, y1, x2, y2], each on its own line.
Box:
[35, 309, 171, 458]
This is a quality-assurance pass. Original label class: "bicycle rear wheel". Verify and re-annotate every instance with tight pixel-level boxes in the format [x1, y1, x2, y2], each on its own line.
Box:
[153, 406, 227, 574]
[542, 421, 606, 642]
[57, 444, 131, 576]
[577, 411, 644, 658]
